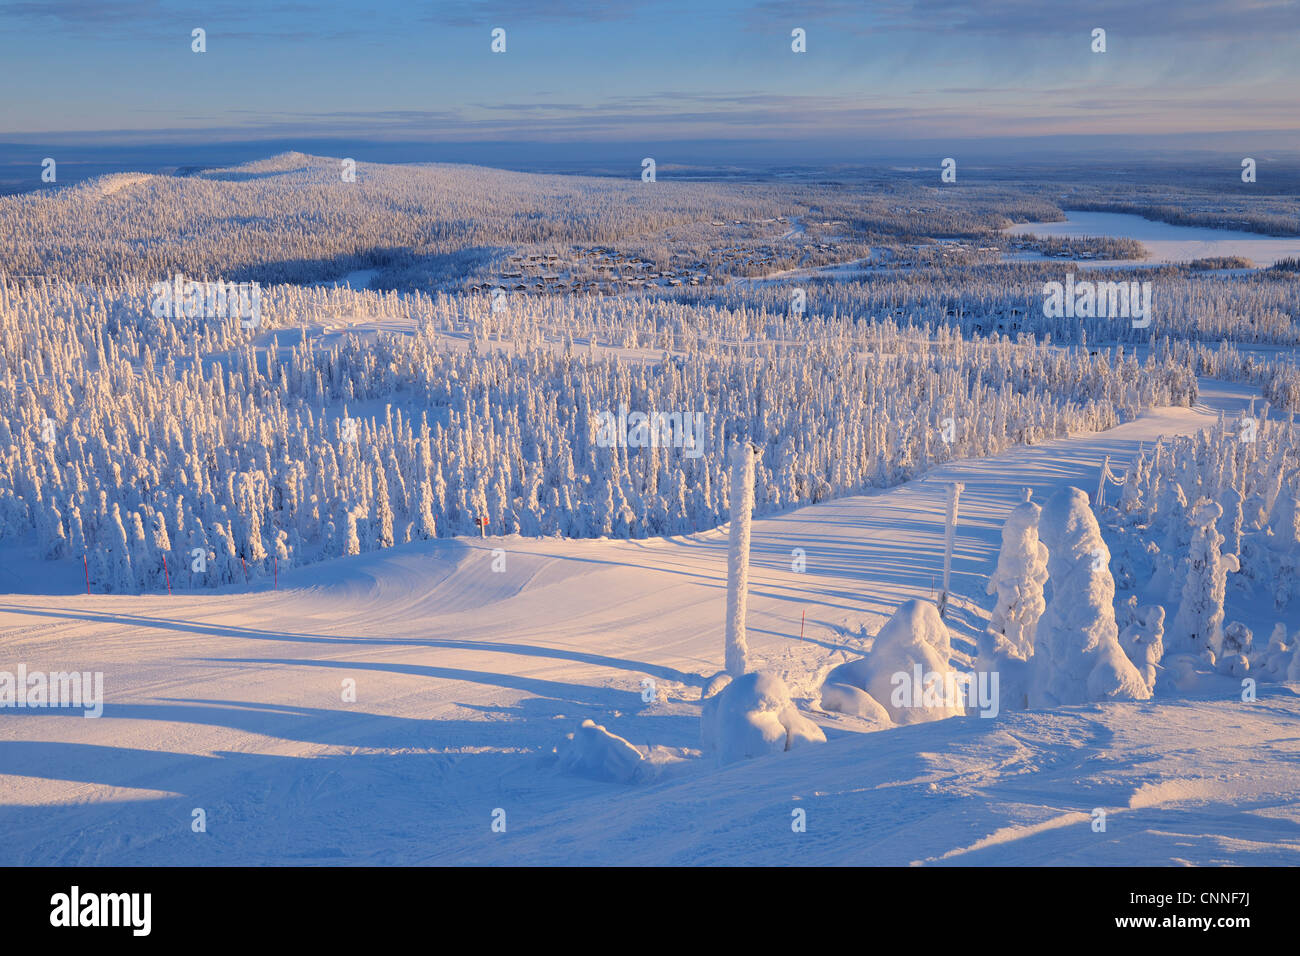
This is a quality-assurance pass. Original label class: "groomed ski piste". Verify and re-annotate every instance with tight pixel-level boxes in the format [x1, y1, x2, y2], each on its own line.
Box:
[2, 378, 1297, 866]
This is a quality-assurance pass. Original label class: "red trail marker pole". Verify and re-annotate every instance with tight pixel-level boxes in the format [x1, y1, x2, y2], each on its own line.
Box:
[83, 554, 89, 594]
[274, 555, 278, 589]
[800, 609, 806, 641]
[162, 555, 172, 595]
[241, 556, 248, 583]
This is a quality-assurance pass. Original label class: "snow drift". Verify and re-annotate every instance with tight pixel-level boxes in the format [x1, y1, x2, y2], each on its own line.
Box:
[556, 719, 646, 783]
[821, 599, 965, 725]
[701, 671, 825, 764]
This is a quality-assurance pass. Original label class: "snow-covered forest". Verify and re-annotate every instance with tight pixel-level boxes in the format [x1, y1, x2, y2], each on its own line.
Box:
[0, 275, 1197, 590]
[1104, 409, 1299, 655]
[681, 266, 1300, 349]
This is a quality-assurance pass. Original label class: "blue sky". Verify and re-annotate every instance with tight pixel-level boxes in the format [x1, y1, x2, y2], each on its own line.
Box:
[2, 0, 1298, 154]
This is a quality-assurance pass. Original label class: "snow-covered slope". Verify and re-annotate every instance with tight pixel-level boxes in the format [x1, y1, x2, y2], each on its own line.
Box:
[1, 394, 1297, 865]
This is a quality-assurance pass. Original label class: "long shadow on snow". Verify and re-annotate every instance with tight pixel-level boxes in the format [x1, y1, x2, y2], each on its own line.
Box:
[0, 605, 704, 686]
[200, 657, 649, 711]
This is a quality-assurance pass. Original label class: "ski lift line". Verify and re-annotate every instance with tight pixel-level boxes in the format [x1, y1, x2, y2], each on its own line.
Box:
[1094, 453, 1129, 507]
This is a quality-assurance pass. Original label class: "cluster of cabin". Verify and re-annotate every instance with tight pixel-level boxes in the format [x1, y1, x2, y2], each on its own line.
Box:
[464, 217, 859, 296]
[469, 247, 720, 296]
[957, 306, 1029, 335]
[1007, 236, 1104, 260]
[708, 216, 792, 228]
[714, 244, 781, 271]
[936, 241, 1000, 260]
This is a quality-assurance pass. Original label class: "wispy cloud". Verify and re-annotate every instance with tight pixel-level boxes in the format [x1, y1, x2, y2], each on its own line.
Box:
[426, 0, 664, 27]
[0, 0, 166, 23]
[1, 0, 1296, 147]
[746, 0, 1300, 38]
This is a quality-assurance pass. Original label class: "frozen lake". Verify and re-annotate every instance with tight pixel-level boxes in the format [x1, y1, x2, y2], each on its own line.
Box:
[1005, 210, 1300, 267]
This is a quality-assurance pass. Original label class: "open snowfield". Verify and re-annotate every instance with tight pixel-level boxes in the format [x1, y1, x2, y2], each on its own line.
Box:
[3, 380, 1296, 866]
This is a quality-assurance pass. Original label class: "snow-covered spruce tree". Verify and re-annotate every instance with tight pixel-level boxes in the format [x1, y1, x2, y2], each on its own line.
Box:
[1168, 499, 1239, 661]
[1217, 485, 1244, 564]
[129, 510, 151, 590]
[374, 456, 395, 549]
[1158, 480, 1190, 556]
[1118, 460, 1144, 517]
[343, 508, 361, 557]
[417, 473, 437, 540]
[1117, 602, 1165, 693]
[724, 442, 756, 678]
[1269, 486, 1299, 609]
[1242, 481, 1270, 530]
[107, 503, 133, 593]
[1030, 486, 1150, 707]
[1217, 621, 1252, 677]
[984, 490, 1048, 659]
[976, 490, 1048, 711]
[1257, 622, 1292, 680]
[42, 497, 67, 559]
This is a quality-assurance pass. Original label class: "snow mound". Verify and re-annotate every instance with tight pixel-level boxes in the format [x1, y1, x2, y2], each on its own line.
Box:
[1257, 623, 1294, 681]
[819, 680, 893, 726]
[702, 671, 732, 699]
[1156, 653, 1204, 693]
[701, 671, 825, 764]
[1216, 621, 1253, 677]
[556, 719, 645, 783]
[821, 599, 963, 725]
